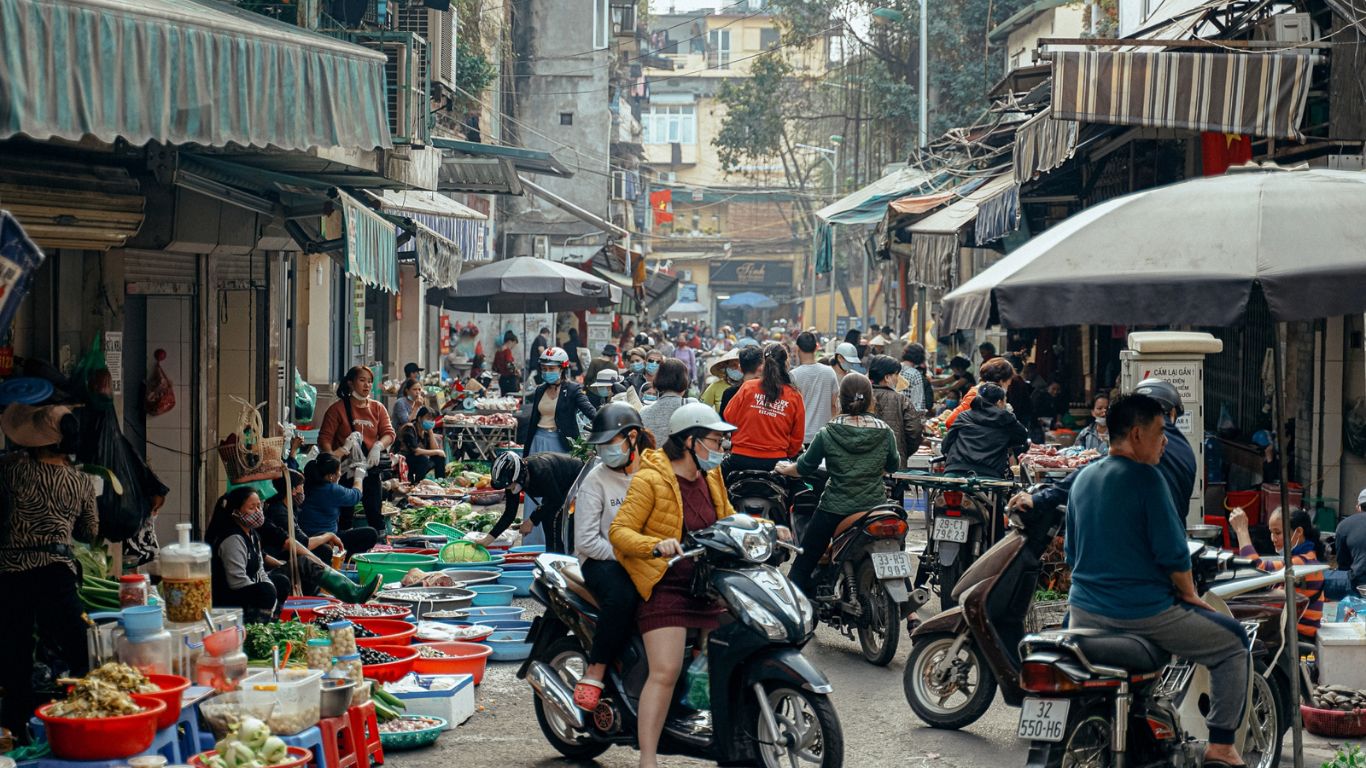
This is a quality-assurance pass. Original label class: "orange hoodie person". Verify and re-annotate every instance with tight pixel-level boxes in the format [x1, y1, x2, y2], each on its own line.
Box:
[945, 357, 1017, 429]
[723, 345, 805, 461]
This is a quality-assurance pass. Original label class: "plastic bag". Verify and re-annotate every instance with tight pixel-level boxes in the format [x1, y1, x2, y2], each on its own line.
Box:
[70, 336, 106, 399]
[144, 349, 175, 417]
[293, 369, 317, 424]
[680, 653, 710, 710]
[76, 400, 151, 541]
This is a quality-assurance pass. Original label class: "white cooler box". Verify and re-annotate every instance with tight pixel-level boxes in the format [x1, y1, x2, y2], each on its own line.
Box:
[385, 674, 475, 729]
[1318, 622, 1366, 691]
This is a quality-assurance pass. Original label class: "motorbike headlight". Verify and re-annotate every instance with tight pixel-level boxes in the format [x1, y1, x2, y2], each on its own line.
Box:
[727, 587, 789, 641]
[726, 526, 773, 562]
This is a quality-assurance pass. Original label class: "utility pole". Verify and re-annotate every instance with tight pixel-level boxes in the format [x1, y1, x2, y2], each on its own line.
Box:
[919, 0, 928, 150]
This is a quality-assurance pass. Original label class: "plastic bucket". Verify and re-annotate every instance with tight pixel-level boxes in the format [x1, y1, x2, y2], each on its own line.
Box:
[1224, 490, 1262, 526]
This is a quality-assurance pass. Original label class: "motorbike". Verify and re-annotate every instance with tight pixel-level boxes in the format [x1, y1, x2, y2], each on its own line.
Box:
[727, 469, 807, 533]
[903, 486, 1062, 729]
[904, 472, 1021, 611]
[1015, 537, 1327, 768]
[518, 514, 845, 768]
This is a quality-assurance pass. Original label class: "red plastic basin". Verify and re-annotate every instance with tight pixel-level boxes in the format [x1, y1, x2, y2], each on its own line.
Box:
[143, 674, 190, 730]
[191, 746, 312, 768]
[354, 618, 419, 647]
[411, 641, 493, 684]
[37, 694, 167, 760]
[361, 644, 419, 683]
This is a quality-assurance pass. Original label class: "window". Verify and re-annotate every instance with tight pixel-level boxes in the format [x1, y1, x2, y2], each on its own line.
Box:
[642, 105, 697, 145]
[560, 112, 574, 126]
[707, 29, 731, 69]
[760, 27, 781, 50]
[593, 0, 609, 50]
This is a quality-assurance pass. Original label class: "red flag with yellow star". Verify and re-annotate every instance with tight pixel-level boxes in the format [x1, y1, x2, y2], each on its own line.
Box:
[649, 189, 673, 225]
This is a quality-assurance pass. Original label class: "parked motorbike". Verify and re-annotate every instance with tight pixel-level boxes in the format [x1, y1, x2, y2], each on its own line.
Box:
[1015, 539, 1326, 768]
[905, 473, 1021, 611]
[903, 486, 1061, 729]
[518, 514, 845, 768]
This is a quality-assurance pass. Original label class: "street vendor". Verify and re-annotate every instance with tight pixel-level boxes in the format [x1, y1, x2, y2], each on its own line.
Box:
[206, 487, 291, 623]
[298, 453, 381, 555]
[486, 451, 585, 553]
[399, 405, 447, 481]
[317, 365, 395, 531]
[0, 404, 98, 741]
[1072, 394, 1111, 454]
[261, 470, 383, 603]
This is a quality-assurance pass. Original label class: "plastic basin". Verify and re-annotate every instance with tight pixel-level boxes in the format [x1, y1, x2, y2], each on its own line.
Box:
[497, 571, 535, 597]
[439, 555, 506, 569]
[361, 644, 420, 683]
[509, 545, 546, 553]
[484, 635, 533, 662]
[191, 746, 311, 768]
[378, 715, 447, 751]
[280, 598, 334, 623]
[143, 674, 190, 730]
[354, 553, 437, 583]
[315, 602, 413, 621]
[499, 562, 535, 572]
[38, 695, 167, 760]
[467, 584, 516, 607]
[423, 522, 466, 538]
[411, 641, 494, 683]
[199, 691, 278, 739]
[424, 606, 525, 624]
[375, 587, 475, 619]
[353, 618, 419, 647]
[437, 568, 503, 586]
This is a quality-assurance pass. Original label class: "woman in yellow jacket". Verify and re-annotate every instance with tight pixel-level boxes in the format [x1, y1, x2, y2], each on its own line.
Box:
[609, 402, 736, 768]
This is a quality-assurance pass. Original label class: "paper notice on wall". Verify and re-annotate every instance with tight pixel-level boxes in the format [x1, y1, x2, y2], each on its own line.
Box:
[104, 331, 123, 396]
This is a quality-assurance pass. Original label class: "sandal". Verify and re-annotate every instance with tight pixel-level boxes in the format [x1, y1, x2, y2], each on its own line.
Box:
[574, 679, 604, 711]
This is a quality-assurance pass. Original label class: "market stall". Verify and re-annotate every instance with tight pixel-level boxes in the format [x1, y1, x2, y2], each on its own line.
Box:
[439, 396, 521, 461]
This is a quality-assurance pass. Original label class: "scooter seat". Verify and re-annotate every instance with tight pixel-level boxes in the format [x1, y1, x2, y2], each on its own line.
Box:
[832, 511, 871, 538]
[1045, 628, 1171, 674]
[559, 563, 601, 608]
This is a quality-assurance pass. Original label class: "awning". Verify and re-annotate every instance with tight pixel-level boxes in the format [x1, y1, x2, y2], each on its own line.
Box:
[377, 190, 487, 220]
[664, 300, 708, 315]
[519, 176, 627, 235]
[438, 158, 523, 195]
[907, 234, 961, 289]
[0, 0, 391, 152]
[432, 137, 571, 178]
[1050, 51, 1314, 140]
[335, 191, 398, 293]
[889, 191, 957, 215]
[592, 266, 636, 292]
[910, 174, 1020, 243]
[411, 221, 462, 289]
[1014, 107, 1079, 184]
[816, 164, 938, 224]
[373, 190, 490, 262]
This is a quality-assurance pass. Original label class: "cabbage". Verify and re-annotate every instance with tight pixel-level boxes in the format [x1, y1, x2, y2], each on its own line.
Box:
[260, 737, 288, 766]
[237, 716, 271, 752]
[224, 740, 258, 768]
[439, 540, 490, 563]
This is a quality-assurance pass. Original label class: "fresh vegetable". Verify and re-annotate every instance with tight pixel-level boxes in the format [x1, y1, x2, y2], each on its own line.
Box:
[259, 736, 287, 765]
[237, 716, 270, 751]
[244, 621, 312, 661]
[369, 686, 407, 724]
[438, 541, 490, 563]
[206, 714, 296, 768]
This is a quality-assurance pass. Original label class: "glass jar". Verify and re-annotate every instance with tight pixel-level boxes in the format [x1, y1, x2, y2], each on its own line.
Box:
[332, 652, 367, 704]
[305, 638, 334, 671]
[119, 575, 149, 608]
[327, 620, 358, 656]
[116, 628, 174, 676]
[159, 524, 212, 623]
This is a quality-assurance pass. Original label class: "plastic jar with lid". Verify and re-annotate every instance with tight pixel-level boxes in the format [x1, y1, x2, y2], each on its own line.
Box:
[159, 523, 212, 623]
[119, 575, 149, 608]
[305, 638, 334, 671]
[327, 620, 357, 656]
[333, 652, 367, 704]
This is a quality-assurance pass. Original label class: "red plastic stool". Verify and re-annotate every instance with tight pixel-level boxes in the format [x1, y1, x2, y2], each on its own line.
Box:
[318, 714, 360, 768]
[348, 700, 384, 768]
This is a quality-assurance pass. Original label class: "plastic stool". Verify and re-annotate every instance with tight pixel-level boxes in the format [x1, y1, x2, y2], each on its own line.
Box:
[348, 701, 384, 768]
[278, 725, 329, 768]
[317, 715, 360, 768]
[26, 724, 180, 768]
[175, 701, 202, 761]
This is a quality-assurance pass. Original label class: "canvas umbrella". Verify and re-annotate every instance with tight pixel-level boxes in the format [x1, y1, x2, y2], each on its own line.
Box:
[427, 256, 621, 313]
[719, 291, 778, 310]
[939, 164, 1365, 767]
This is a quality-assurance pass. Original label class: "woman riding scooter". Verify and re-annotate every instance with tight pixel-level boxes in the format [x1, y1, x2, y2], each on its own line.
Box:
[940, 383, 1028, 479]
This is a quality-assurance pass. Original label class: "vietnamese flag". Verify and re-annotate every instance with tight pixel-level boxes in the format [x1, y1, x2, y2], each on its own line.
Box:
[650, 189, 673, 225]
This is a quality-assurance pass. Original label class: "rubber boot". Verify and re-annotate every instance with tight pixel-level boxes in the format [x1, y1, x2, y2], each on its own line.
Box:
[316, 567, 383, 603]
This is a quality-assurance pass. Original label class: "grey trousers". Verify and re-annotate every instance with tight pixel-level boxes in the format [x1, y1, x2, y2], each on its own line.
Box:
[1070, 603, 1251, 745]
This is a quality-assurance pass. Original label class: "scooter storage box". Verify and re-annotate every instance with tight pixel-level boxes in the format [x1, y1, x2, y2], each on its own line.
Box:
[1318, 622, 1366, 691]
[384, 673, 475, 729]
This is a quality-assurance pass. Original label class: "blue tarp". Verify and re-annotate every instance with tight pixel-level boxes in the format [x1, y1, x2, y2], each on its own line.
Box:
[0, 210, 44, 334]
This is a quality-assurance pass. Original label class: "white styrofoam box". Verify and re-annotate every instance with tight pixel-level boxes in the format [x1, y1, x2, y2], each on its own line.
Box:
[385, 674, 475, 729]
[1318, 623, 1366, 691]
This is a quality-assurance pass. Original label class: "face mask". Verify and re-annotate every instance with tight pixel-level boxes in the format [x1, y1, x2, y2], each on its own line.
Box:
[234, 505, 265, 530]
[726, 368, 743, 383]
[630, 361, 645, 373]
[645, 362, 660, 375]
[643, 393, 658, 403]
[351, 389, 370, 402]
[593, 387, 611, 398]
[542, 369, 561, 384]
[420, 420, 436, 431]
[692, 440, 724, 473]
[597, 439, 632, 469]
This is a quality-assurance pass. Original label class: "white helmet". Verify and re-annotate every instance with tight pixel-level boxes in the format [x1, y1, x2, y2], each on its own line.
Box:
[668, 402, 736, 437]
[539, 346, 569, 367]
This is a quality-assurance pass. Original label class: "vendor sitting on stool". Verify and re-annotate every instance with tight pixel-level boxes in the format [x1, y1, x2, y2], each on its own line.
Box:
[208, 487, 291, 623]
[298, 453, 381, 555]
[262, 470, 382, 602]
[400, 406, 447, 481]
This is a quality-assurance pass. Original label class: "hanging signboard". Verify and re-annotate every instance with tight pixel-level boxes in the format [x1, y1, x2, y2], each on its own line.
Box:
[710, 260, 794, 286]
[104, 331, 124, 396]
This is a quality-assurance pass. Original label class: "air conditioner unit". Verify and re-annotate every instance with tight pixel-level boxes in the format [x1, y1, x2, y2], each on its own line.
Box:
[533, 236, 550, 259]
[366, 37, 427, 144]
[395, 6, 456, 90]
[1253, 13, 1316, 43]
[679, 269, 692, 281]
[612, 171, 627, 200]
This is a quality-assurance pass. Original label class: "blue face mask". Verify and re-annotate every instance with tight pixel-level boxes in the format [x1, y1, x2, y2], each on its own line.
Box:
[643, 393, 658, 403]
[597, 440, 632, 469]
[726, 368, 743, 383]
[692, 439, 724, 472]
[645, 361, 660, 375]
[542, 369, 561, 384]
[630, 361, 645, 373]
[420, 420, 436, 431]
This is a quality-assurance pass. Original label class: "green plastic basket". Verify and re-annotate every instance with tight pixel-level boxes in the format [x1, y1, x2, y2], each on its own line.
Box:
[378, 715, 447, 750]
[423, 522, 467, 539]
[353, 552, 437, 583]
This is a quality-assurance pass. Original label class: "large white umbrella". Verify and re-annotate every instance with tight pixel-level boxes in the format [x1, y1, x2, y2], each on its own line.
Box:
[427, 256, 621, 313]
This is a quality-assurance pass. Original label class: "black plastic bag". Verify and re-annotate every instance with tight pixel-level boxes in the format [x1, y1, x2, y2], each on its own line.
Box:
[77, 400, 150, 542]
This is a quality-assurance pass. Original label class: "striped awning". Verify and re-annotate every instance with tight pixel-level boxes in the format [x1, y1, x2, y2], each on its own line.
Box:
[1014, 108, 1079, 184]
[412, 221, 462, 290]
[375, 190, 490, 262]
[0, 0, 391, 152]
[337, 192, 398, 293]
[910, 174, 1020, 244]
[1050, 51, 1314, 140]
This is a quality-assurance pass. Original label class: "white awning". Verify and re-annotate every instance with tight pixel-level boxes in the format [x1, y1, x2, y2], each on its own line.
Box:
[376, 190, 487, 220]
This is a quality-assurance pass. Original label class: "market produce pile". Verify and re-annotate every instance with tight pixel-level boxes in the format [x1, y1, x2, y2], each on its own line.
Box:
[394, 503, 503, 535]
[244, 621, 311, 661]
[1019, 444, 1101, 472]
[199, 716, 292, 768]
[47, 663, 160, 718]
[1311, 685, 1366, 711]
[378, 715, 444, 734]
[359, 647, 398, 665]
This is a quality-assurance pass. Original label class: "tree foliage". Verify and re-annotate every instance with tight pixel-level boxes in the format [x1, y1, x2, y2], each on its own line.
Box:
[712, 53, 795, 172]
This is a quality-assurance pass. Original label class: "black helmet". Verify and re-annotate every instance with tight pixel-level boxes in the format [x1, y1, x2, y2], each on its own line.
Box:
[585, 402, 644, 444]
[1134, 378, 1183, 417]
[491, 452, 524, 490]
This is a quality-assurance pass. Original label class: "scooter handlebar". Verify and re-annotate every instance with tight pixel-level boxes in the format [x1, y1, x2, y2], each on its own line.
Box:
[776, 539, 804, 555]
[666, 548, 706, 567]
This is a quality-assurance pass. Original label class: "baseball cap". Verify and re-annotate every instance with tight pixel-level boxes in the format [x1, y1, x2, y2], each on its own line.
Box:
[403, 362, 423, 376]
[1358, 488, 1366, 507]
[602, 343, 618, 356]
[835, 343, 865, 374]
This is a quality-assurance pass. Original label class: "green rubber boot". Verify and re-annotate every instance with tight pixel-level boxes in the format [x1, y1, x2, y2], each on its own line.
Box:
[316, 567, 383, 603]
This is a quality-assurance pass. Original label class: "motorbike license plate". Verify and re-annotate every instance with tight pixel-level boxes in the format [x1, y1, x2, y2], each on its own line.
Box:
[870, 551, 912, 579]
[933, 517, 970, 543]
[1017, 698, 1070, 743]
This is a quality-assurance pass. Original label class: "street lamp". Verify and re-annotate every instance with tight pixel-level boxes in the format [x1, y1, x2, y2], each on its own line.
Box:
[794, 143, 839, 196]
[870, 6, 928, 150]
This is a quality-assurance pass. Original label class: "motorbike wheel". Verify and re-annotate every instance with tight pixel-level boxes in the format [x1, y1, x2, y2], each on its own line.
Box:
[754, 684, 844, 768]
[1029, 705, 1112, 768]
[902, 631, 997, 730]
[937, 555, 965, 612]
[532, 637, 610, 760]
[1243, 662, 1285, 768]
[856, 560, 900, 666]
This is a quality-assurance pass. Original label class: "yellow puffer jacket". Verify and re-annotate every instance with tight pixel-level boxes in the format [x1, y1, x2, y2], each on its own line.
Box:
[609, 448, 734, 600]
